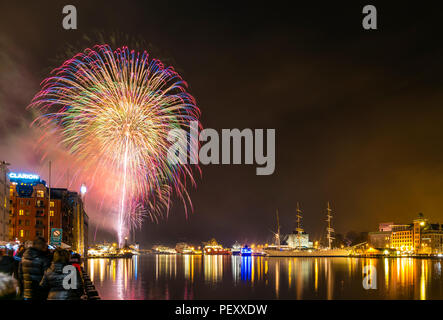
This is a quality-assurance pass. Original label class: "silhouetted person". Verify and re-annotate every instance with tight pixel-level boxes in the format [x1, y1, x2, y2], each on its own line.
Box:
[0, 250, 14, 275]
[19, 237, 51, 300]
[40, 249, 81, 300]
[14, 245, 26, 296]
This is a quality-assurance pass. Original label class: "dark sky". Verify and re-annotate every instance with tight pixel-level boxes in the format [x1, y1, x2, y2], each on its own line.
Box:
[1, 1, 443, 247]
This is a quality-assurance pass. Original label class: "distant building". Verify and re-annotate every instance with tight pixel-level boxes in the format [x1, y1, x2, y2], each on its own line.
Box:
[368, 231, 390, 249]
[368, 222, 394, 248]
[379, 222, 394, 232]
[0, 162, 9, 242]
[390, 224, 414, 251]
[371, 213, 443, 254]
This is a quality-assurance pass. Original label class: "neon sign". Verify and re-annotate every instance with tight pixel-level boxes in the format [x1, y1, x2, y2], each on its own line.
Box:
[8, 172, 40, 180]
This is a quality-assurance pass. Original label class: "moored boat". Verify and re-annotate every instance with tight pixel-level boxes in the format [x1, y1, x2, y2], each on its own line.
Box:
[203, 238, 231, 255]
[231, 242, 242, 255]
[241, 245, 252, 256]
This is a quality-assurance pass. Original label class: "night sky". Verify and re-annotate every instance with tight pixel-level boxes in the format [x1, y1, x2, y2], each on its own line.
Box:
[1, 1, 443, 247]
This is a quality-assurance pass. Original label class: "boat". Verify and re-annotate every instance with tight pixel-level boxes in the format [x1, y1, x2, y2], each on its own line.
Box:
[153, 245, 176, 254]
[175, 242, 196, 254]
[264, 202, 351, 257]
[231, 242, 242, 255]
[203, 238, 231, 255]
[264, 248, 350, 257]
[119, 247, 134, 258]
[241, 245, 252, 256]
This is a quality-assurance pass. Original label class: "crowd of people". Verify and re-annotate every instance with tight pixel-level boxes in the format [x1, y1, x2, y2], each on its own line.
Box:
[0, 236, 87, 300]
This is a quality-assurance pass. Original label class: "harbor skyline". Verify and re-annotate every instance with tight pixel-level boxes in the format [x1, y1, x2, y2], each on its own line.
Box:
[3, 0, 443, 309]
[2, 2, 443, 247]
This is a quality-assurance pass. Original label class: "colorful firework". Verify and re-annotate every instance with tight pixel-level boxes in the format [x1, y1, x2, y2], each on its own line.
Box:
[30, 44, 201, 245]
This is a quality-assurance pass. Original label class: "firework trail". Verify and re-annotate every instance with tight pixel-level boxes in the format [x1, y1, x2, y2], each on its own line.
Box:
[30, 45, 201, 246]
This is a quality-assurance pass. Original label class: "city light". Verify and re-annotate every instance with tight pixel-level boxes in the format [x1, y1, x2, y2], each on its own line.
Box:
[80, 183, 87, 195]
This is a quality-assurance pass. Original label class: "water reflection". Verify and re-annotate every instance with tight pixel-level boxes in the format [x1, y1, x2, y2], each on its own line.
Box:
[204, 255, 223, 283]
[87, 255, 443, 300]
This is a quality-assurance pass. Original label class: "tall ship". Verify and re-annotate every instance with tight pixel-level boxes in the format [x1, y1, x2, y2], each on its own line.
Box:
[264, 202, 350, 257]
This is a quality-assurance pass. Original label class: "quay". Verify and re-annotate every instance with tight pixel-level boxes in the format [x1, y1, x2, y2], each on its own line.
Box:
[81, 266, 100, 300]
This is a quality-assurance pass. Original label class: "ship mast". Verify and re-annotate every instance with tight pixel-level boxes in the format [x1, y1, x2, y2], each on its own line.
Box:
[295, 202, 304, 249]
[326, 201, 334, 250]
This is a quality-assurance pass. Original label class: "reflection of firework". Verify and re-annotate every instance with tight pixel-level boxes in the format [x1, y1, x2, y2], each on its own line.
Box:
[30, 44, 200, 245]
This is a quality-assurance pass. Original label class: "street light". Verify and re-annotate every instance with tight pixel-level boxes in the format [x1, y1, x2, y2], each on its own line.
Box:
[80, 183, 87, 196]
[79, 183, 87, 257]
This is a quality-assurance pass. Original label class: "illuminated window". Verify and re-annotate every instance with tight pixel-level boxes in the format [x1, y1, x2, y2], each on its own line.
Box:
[50, 201, 54, 207]
[50, 210, 54, 217]
[20, 230, 24, 237]
[19, 209, 24, 216]
[37, 190, 44, 198]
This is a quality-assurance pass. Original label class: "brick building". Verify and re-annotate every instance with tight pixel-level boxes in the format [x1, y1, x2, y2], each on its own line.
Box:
[8, 172, 88, 254]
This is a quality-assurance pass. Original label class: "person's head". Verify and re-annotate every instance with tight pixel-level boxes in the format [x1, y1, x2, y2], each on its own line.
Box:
[24, 241, 33, 249]
[53, 249, 69, 264]
[70, 253, 81, 264]
[32, 237, 47, 252]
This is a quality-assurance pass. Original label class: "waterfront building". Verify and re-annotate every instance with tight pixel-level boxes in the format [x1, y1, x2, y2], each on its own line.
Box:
[0, 161, 9, 242]
[419, 226, 443, 254]
[8, 173, 57, 241]
[51, 188, 89, 256]
[371, 213, 443, 254]
[8, 172, 88, 255]
[390, 224, 414, 251]
[368, 222, 394, 249]
[368, 231, 390, 248]
[379, 222, 394, 232]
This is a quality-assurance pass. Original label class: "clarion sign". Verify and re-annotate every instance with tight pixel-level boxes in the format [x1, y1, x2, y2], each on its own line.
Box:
[8, 172, 40, 180]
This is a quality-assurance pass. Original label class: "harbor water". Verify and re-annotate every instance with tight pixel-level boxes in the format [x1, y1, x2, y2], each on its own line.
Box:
[87, 254, 443, 300]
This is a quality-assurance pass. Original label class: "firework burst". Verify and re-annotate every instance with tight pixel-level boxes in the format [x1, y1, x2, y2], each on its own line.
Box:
[30, 44, 201, 245]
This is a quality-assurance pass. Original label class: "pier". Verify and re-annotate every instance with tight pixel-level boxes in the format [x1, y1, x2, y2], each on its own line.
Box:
[81, 266, 100, 300]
